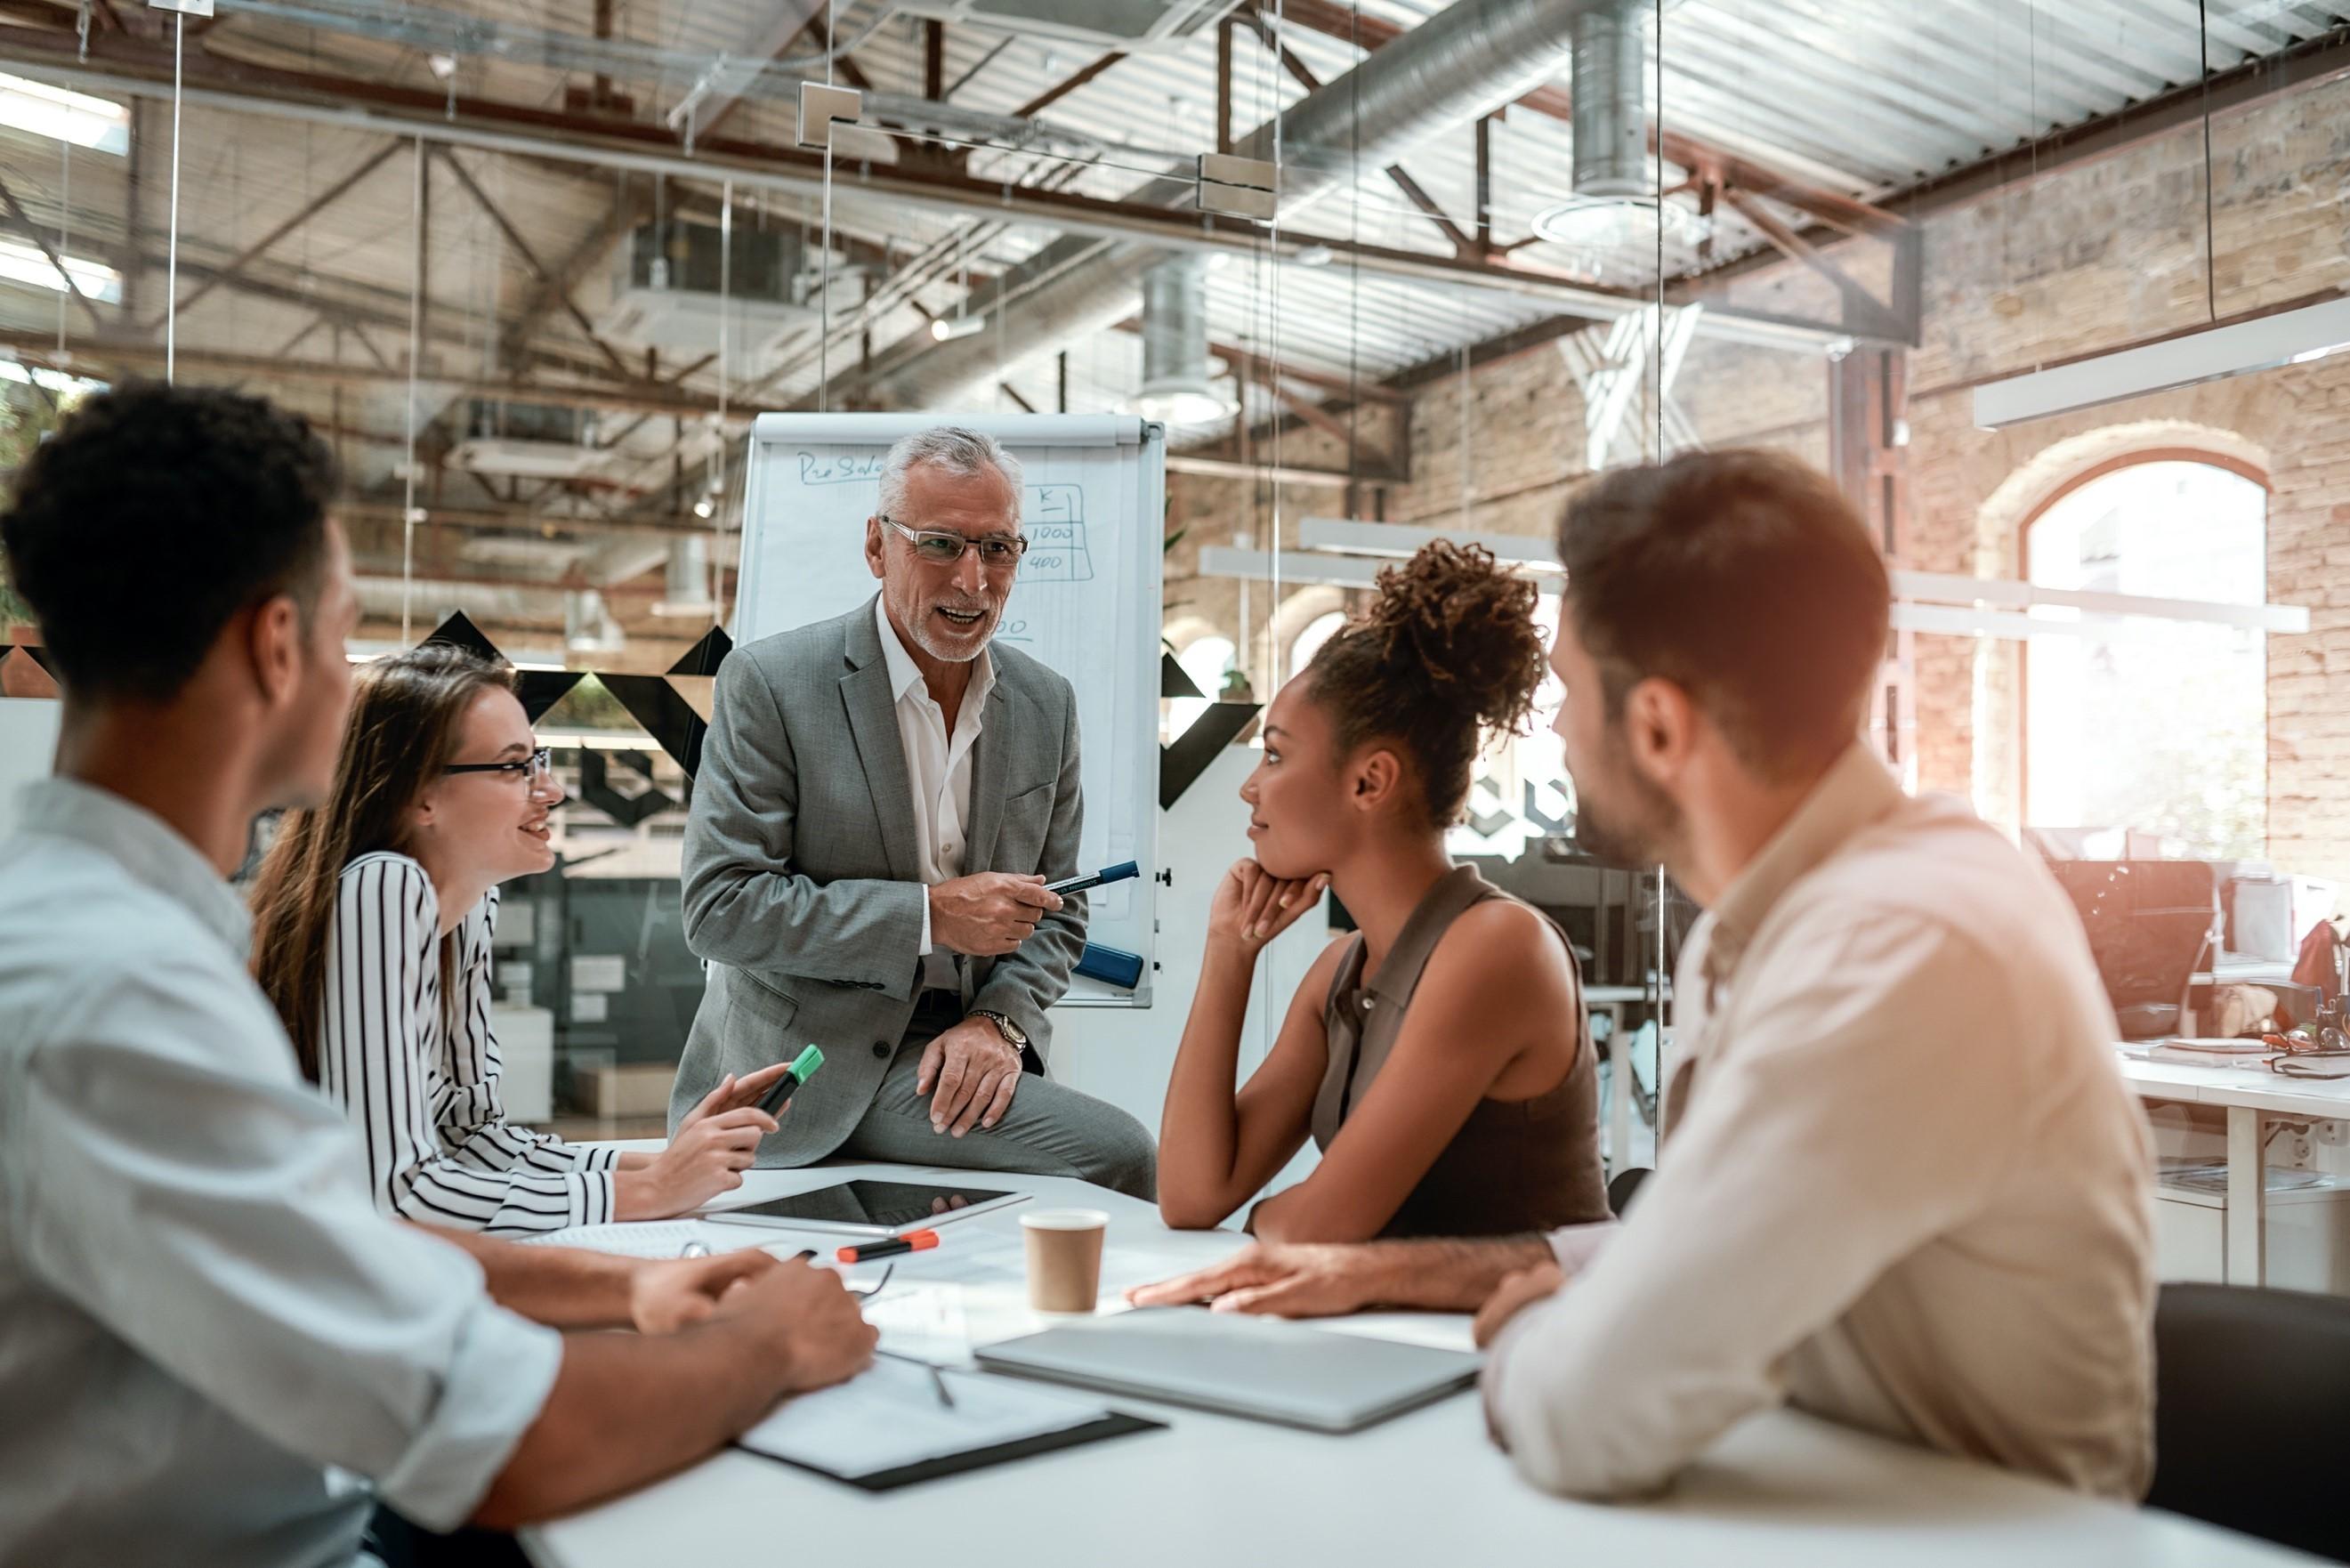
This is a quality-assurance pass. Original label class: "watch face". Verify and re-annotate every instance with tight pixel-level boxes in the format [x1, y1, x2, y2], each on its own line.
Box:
[984, 1012, 1026, 1046]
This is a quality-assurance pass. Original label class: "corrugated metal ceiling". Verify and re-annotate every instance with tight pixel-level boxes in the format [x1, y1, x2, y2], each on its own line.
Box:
[0, 0, 2343, 457]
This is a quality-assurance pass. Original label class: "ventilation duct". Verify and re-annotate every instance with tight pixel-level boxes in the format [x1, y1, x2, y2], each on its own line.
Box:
[1532, 0, 1703, 277]
[652, 537, 716, 618]
[1127, 255, 1235, 425]
[354, 576, 569, 626]
[448, 397, 611, 481]
[855, 0, 1617, 413]
[1569, 0, 1645, 198]
[565, 588, 627, 654]
[893, 0, 1240, 52]
[599, 219, 812, 361]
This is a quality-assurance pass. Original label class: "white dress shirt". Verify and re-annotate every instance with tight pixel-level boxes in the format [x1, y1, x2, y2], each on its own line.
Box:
[0, 779, 561, 1566]
[1485, 745, 2157, 1501]
[320, 852, 618, 1233]
[876, 595, 996, 992]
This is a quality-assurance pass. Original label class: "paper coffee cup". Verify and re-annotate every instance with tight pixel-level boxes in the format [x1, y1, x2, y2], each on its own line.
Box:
[1022, 1208, 1108, 1313]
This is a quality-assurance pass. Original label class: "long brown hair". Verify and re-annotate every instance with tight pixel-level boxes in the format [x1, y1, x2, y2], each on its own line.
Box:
[251, 643, 517, 1079]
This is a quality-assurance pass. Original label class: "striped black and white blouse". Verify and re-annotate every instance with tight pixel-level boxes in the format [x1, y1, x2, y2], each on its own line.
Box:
[319, 851, 618, 1233]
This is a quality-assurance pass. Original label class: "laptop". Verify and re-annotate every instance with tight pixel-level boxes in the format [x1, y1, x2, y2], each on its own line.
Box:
[973, 1308, 1481, 1434]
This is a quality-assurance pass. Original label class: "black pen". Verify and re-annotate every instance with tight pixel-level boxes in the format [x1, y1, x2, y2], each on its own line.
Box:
[1045, 861, 1140, 897]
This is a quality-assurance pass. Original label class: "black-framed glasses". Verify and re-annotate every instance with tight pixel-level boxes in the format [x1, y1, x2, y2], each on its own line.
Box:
[879, 515, 1028, 569]
[444, 746, 553, 783]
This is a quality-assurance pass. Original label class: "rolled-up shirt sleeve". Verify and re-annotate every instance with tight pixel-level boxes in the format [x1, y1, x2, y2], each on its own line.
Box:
[1480, 913, 2023, 1499]
[16, 958, 561, 1531]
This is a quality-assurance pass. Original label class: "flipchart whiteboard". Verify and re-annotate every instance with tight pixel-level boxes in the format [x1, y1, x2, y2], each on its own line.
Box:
[733, 413, 1164, 1007]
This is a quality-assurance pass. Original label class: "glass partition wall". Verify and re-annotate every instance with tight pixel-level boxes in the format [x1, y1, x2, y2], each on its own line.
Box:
[2, 4, 2343, 1215]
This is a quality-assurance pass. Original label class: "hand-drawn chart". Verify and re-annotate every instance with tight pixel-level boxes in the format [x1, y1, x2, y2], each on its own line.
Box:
[1021, 483, 1095, 584]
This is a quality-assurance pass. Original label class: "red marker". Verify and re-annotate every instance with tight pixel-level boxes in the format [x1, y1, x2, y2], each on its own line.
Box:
[836, 1230, 941, 1265]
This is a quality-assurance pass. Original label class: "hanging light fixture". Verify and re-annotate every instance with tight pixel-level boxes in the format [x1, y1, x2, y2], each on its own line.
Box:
[932, 224, 987, 341]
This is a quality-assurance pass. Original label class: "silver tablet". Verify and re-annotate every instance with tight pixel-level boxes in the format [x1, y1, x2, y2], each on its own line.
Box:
[975, 1308, 1482, 1434]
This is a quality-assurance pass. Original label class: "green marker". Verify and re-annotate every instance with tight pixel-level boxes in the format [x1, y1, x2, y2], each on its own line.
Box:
[756, 1045, 825, 1117]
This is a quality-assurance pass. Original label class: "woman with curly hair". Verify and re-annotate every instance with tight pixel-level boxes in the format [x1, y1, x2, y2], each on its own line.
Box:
[1155, 541, 1607, 1244]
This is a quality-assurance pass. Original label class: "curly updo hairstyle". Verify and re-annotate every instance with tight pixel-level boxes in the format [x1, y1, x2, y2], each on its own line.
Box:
[1300, 539, 1547, 830]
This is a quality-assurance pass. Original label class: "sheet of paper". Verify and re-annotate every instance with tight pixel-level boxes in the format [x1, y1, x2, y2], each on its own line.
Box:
[513, 1221, 744, 1257]
[739, 1356, 1109, 1480]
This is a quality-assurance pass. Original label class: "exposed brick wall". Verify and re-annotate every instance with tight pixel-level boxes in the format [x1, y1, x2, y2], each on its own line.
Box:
[1165, 71, 2348, 880]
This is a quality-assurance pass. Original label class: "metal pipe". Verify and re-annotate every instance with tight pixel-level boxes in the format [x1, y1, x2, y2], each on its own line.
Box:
[855, 0, 1625, 410]
[1571, 0, 1648, 198]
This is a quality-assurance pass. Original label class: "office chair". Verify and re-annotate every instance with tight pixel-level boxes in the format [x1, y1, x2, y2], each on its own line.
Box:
[1606, 1167, 1651, 1219]
[2147, 1282, 2350, 1563]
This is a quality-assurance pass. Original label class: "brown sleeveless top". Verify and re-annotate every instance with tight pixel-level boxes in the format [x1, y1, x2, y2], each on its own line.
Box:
[1310, 865, 1608, 1240]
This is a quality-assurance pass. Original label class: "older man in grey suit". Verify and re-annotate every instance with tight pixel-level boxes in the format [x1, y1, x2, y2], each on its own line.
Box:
[672, 427, 1157, 1198]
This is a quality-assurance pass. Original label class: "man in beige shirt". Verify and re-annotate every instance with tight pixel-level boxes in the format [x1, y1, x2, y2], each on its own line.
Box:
[1134, 449, 2157, 1500]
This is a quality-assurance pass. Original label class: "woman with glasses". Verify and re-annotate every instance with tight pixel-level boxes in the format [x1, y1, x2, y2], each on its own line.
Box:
[251, 643, 786, 1233]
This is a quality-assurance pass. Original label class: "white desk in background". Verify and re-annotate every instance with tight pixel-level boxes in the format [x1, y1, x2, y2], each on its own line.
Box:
[2117, 1049, 2350, 1289]
[1587, 982, 1668, 1180]
[520, 1161, 2300, 1568]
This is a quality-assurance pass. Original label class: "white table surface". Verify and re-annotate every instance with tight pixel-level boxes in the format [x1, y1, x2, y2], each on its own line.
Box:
[2118, 1050, 2350, 1119]
[519, 1161, 2311, 1568]
[2118, 1048, 2350, 1286]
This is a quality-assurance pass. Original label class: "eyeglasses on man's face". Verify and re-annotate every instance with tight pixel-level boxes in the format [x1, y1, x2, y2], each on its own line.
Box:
[444, 746, 553, 783]
[878, 515, 1028, 570]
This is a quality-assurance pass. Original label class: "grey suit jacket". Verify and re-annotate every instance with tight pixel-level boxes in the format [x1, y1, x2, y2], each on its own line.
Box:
[670, 595, 1088, 1163]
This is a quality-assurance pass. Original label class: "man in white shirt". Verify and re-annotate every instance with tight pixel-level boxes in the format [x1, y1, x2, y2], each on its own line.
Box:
[1134, 449, 2157, 1501]
[673, 426, 1157, 1196]
[0, 384, 877, 1566]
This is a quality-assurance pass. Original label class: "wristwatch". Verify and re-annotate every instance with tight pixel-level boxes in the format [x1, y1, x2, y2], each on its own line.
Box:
[969, 1009, 1029, 1052]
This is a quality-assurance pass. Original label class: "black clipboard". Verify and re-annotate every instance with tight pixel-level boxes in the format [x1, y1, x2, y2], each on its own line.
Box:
[735, 1409, 1165, 1491]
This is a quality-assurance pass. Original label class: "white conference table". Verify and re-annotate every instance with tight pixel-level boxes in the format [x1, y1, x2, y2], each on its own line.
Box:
[520, 1160, 2311, 1568]
[2118, 1049, 2350, 1287]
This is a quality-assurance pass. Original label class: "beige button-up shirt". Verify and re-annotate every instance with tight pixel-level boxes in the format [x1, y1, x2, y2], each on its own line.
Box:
[876, 596, 996, 992]
[1485, 744, 2157, 1500]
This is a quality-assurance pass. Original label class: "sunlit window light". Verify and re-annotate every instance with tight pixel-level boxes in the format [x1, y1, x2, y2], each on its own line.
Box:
[0, 72, 129, 155]
[0, 238, 122, 305]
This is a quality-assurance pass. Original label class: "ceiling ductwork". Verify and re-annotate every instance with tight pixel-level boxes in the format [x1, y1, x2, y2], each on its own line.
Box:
[1570, 0, 1647, 198]
[354, 576, 569, 626]
[565, 589, 628, 655]
[894, 0, 1240, 53]
[854, 0, 1620, 413]
[652, 537, 717, 618]
[1127, 255, 1236, 426]
[1533, 0, 1706, 277]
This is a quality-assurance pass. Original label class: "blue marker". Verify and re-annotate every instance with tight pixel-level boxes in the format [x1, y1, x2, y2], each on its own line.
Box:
[1045, 861, 1141, 897]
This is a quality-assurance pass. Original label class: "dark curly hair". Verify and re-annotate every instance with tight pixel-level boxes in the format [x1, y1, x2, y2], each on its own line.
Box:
[1302, 539, 1547, 829]
[1, 380, 339, 702]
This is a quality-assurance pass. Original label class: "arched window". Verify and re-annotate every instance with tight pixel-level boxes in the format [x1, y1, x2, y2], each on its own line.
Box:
[1165, 634, 1235, 743]
[2023, 458, 2267, 859]
[1287, 610, 1347, 677]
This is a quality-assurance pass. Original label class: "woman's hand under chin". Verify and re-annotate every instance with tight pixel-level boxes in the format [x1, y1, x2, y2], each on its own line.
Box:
[1207, 859, 1328, 955]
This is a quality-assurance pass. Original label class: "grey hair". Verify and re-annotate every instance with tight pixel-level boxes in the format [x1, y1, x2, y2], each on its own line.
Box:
[877, 426, 1025, 527]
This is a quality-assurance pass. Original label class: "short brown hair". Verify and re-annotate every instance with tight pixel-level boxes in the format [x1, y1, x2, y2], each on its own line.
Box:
[1557, 449, 1890, 779]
